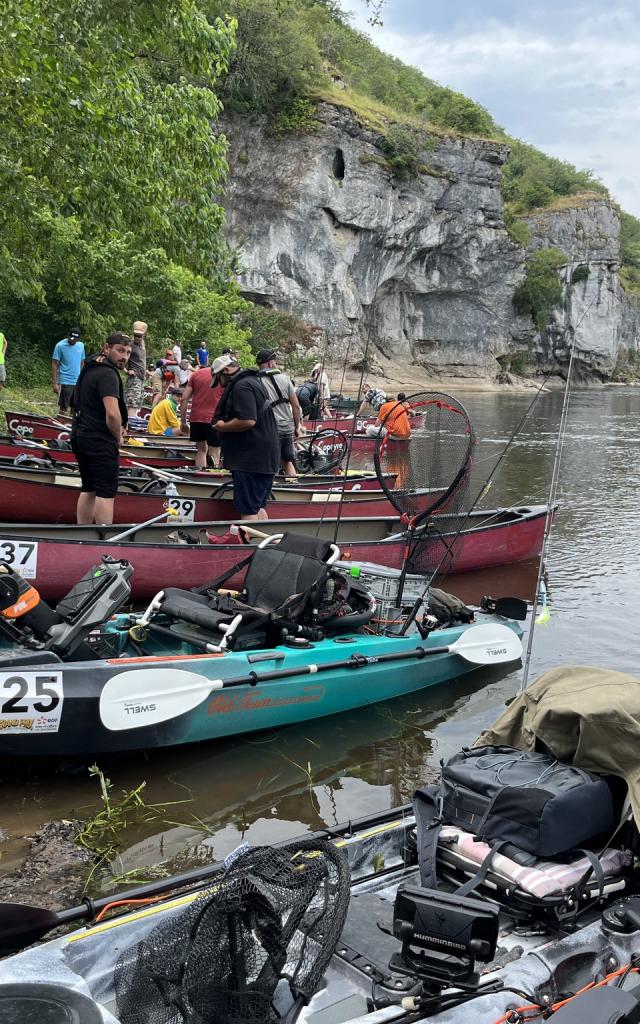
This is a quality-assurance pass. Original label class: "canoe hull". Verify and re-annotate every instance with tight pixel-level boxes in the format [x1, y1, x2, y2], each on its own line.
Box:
[0, 473, 395, 523]
[0, 620, 522, 755]
[0, 506, 550, 599]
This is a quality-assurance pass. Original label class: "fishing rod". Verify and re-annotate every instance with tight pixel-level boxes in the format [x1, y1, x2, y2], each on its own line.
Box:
[520, 326, 578, 689]
[398, 288, 600, 637]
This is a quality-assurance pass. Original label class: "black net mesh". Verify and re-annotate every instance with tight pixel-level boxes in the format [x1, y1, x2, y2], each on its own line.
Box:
[295, 428, 348, 474]
[374, 393, 475, 580]
[114, 839, 350, 1024]
[374, 391, 474, 522]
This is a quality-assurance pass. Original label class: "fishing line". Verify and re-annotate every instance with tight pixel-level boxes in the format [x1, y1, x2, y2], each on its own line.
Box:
[398, 288, 600, 634]
[520, 327, 578, 689]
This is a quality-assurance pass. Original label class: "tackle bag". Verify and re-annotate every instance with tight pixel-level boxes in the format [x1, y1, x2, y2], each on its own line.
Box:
[414, 746, 615, 894]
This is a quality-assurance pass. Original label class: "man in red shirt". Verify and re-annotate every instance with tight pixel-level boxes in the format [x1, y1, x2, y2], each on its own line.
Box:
[179, 367, 224, 468]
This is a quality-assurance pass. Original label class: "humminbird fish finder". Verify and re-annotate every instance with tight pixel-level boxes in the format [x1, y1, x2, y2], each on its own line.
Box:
[390, 884, 500, 987]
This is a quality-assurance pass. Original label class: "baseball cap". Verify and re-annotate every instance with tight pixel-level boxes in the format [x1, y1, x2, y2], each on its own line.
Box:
[132, 320, 148, 336]
[211, 353, 239, 376]
[255, 348, 277, 365]
[69, 326, 81, 339]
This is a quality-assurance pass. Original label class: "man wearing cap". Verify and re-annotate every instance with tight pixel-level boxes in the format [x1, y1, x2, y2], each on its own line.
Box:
[256, 349, 302, 482]
[311, 362, 331, 417]
[211, 354, 280, 520]
[147, 390, 185, 436]
[52, 326, 85, 413]
[124, 320, 147, 417]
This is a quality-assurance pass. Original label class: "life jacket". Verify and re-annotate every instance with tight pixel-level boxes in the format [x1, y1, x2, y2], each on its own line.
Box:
[258, 369, 291, 409]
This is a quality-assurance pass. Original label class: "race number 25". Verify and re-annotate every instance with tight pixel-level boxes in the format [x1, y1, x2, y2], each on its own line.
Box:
[0, 671, 64, 733]
[0, 539, 38, 579]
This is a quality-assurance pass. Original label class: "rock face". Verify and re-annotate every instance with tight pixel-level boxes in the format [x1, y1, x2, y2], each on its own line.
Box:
[524, 197, 640, 376]
[222, 104, 533, 378]
[221, 104, 639, 380]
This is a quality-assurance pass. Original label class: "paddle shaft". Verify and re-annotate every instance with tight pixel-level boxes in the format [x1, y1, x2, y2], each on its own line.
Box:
[212, 643, 452, 691]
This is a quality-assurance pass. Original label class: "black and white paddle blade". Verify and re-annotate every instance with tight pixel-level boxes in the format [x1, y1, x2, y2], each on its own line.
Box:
[374, 391, 475, 523]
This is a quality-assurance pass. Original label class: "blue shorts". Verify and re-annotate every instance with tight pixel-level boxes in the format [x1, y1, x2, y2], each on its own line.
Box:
[232, 471, 274, 515]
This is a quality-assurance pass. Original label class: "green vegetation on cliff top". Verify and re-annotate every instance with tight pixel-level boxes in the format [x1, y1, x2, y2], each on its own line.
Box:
[213, 0, 639, 293]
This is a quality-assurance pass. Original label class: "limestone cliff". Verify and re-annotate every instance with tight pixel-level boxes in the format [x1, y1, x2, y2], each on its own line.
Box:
[523, 197, 640, 377]
[221, 104, 638, 381]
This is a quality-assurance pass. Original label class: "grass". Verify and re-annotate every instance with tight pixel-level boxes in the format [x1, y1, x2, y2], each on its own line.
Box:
[523, 190, 607, 215]
[0, 383, 59, 419]
[314, 83, 500, 143]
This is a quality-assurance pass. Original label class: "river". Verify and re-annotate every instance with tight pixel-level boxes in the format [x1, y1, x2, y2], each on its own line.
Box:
[2, 385, 639, 879]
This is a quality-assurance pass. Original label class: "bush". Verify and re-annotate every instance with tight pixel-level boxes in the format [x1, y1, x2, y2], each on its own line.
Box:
[571, 264, 590, 284]
[513, 248, 567, 332]
[379, 125, 422, 180]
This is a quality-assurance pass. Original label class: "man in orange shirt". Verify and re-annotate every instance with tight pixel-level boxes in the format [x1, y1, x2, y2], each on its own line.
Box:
[365, 392, 411, 439]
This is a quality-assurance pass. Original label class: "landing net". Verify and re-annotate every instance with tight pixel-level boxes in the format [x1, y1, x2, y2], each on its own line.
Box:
[295, 427, 348, 474]
[114, 839, 350, 1024]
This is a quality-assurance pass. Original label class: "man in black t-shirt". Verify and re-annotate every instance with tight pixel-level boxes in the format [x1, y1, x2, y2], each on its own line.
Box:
[71, 332, 132, 525]
[211, 353, 280, 521]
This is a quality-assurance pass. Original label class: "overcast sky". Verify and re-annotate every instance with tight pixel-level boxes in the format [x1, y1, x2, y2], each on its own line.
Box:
[348, 0, 640, 217]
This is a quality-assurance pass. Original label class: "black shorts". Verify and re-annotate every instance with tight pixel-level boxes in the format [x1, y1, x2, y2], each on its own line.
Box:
[189, 422, 220, 446]
[71, 436, 119, 498]
[58, 384, 76, 411]
[279, 432, 296, 464]
[231, 471, 274, 515]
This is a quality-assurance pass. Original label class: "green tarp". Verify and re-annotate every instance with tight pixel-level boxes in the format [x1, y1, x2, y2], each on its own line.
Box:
[477, 666, 640, 826]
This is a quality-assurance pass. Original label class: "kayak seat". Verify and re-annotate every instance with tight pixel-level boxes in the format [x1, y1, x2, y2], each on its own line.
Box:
[155, 533, 341, 650]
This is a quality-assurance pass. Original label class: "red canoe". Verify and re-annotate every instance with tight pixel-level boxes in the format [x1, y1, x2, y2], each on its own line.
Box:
[0, 440, 390, 489]
[0, 506, 550, 600]
[0, 468, 399, 523]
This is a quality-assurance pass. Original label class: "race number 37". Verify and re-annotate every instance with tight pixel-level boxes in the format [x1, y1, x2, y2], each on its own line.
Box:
[0, 671, 64, 733]
[0, 539, 38, 579]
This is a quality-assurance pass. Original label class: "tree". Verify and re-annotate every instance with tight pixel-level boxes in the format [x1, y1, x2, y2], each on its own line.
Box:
[0, 0, 236, 305]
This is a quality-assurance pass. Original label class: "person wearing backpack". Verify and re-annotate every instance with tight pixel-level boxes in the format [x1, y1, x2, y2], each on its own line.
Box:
[296, 378, 319, 419]
[256, 349, 302, 482]
[211, 354, 280, 520]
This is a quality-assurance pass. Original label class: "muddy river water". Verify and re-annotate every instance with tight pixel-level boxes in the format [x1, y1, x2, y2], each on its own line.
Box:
[2, 385, 639, 880]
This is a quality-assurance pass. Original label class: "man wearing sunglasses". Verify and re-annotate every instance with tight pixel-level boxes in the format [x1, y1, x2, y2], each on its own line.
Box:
[211, 354, 280, 520]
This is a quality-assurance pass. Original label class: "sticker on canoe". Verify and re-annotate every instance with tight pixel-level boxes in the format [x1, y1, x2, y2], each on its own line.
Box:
[0, 671, 63, 733]
[0, 539, 38, 579]
[163, 497, 196, 522]
[207, 685, 325, 715]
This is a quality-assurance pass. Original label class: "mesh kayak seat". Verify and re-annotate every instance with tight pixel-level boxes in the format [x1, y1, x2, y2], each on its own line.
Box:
[436, 825, 631, 922]
[154, 533, 340, 650]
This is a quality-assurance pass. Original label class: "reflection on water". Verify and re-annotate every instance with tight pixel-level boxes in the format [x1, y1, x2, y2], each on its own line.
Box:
[3, 386, 640, 871]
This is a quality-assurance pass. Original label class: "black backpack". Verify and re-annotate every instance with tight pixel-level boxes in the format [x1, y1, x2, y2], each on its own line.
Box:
[414, 746, 615, 896]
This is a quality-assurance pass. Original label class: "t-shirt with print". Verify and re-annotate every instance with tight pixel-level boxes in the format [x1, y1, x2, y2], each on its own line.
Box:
[72, 356, 126, 444]
[189, 368, 221, 423]
[52, 338, 85, 384]
[216, 370, 279, 474]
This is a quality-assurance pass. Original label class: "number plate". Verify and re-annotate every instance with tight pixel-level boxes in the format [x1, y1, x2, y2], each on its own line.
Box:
[0, 671, 64, 733]
[0, 539, 38, 578]
[163, 497, 196, 522]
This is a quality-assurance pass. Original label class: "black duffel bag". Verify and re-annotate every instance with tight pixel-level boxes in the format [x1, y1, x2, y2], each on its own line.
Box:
[414, 746, 615, 892]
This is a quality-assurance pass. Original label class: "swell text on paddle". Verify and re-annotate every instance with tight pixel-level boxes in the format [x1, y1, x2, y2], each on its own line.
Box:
[207, 686, 325, 715]
[123, 702, 157, 716]
[487, 647, 507, 657]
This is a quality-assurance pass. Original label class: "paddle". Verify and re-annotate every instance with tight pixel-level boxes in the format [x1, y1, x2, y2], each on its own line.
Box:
[99, 623, 522, 732]
[0, 802, 412, 954]
[107, 507, 180, 543]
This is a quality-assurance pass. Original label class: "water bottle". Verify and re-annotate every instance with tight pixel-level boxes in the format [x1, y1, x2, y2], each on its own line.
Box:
[165, 481, 178, 496]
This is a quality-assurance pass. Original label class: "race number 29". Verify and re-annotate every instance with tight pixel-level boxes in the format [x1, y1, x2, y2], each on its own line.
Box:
[0, 671, 64, 733]
[164, 498, 196, 523]
[0, 539, 38, 579]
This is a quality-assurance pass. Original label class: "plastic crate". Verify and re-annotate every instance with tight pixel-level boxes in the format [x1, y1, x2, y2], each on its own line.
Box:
[337, 560, 426, 610]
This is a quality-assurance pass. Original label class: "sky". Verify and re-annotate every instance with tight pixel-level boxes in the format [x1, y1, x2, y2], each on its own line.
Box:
[347, 0, 640, 217]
